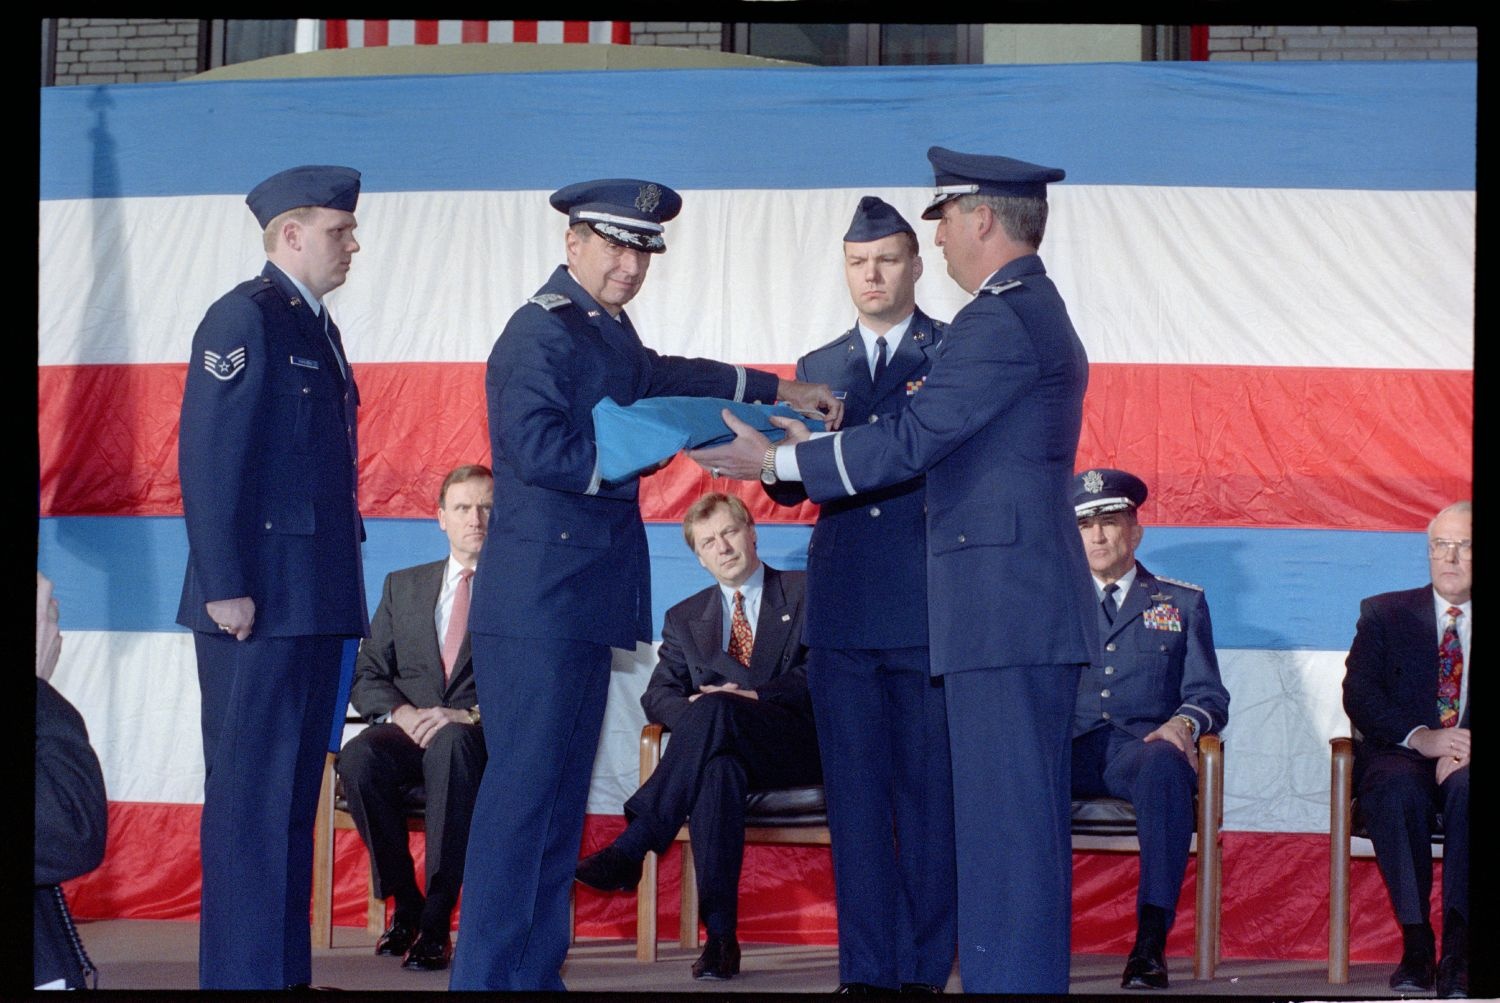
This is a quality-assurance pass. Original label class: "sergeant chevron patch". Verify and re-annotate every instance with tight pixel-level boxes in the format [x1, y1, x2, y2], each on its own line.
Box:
[204, 347, 246, 381]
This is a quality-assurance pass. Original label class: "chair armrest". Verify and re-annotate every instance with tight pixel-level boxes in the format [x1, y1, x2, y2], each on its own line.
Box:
[1330, 736, 1354, 841]
[1196, 732, 1224, 833]
[640, 723, 665, 784]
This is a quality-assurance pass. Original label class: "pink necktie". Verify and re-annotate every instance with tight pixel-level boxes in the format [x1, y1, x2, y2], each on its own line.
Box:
[443, 569, 474, 681]
[1437, 606, 1463, 728]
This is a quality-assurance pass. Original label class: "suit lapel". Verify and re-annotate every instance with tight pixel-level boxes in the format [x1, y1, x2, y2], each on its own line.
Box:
[747, 568, 794, 685]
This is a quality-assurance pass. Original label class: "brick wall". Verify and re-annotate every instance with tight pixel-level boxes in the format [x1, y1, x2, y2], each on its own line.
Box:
[52, 18, 202, 85]
[1207, 25, 1476, 61]
[630, 22, 722, 50]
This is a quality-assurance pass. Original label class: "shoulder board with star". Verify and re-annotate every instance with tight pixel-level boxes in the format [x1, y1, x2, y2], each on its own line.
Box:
[528, 292, 572, 312]
[980, 279, 1024, 296]
[1153, 574, 1203, 592]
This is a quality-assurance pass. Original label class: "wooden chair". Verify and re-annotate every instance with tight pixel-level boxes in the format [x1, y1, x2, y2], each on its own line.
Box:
[1327, 735, 1445, 983]
[633, 722, 830, 962]
[310, 751, 427, 948]
[1069, 733, 1224, 981]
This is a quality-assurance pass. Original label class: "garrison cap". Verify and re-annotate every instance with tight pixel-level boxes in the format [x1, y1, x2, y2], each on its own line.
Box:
[246, 165, 361, 229]
[1073, 468, 1149, 519]
[843, 195, 916, 243]
[921, 146, 1065, 220]
[550, 178, 683, 253]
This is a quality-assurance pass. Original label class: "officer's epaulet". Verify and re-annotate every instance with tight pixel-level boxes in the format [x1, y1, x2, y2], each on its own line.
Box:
[528, 292, 572, 312]
[809, 330, 854, 355]
[1154, 575, 1203, 592]
[980, 278, 1023, 296]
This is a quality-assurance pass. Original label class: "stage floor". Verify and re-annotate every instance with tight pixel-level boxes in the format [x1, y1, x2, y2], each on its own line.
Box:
[67, 917, 1423, 999]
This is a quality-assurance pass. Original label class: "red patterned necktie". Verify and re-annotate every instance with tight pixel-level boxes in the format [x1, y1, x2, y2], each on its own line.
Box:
[442, 569, 474, 681]
[1437, 605, 1463, 728]
[728, 590, 754, 667]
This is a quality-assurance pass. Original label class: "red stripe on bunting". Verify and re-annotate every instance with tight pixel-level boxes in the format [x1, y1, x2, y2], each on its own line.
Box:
[461, 20, 487, 43]
[562, 21, 589, 43]
[513, 20, 538, 43]
[612, 21, 632, 44]
[324, 20, 348, 48]
[413, 20, 439, 45]
[61, 803, 1425, 961]
[38, 363, 1471, 530]
[364, 20, 388, 47]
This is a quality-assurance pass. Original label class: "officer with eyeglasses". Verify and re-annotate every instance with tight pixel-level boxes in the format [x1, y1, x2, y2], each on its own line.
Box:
[1343, 500, 1472, 998]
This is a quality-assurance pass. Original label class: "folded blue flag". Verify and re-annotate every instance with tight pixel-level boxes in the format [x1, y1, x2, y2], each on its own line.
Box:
[592, 396, 824, 483]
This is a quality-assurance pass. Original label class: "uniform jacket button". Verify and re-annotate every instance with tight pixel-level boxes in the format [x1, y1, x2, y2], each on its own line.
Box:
[867, 414, 879, 424]
[1104, 666, 1115, 675]
[1102, 711, 1112, 720]
[301, 386, 311, 394]
[264, 520, 273, 529]
[1105, 641, 1117, 652]
[869, 507, 881, 517]
[957, 533, 966, 543]
[1101, 688, 1112, 698]
[560, 531, 570, 540]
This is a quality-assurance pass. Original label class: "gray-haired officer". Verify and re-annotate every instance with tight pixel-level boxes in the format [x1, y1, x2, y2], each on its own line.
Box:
[178, 165, 368, 989]
[1071, 468, 1229, 990]
[448, 179, 841, 992]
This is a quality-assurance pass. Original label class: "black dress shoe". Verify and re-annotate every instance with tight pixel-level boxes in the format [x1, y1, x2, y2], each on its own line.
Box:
[374, 919, 418, 957]
[1121, 945, 1169, 990]
[402, 930, 453, 972]
[574, 845, 644, 891]
[1436, 952, 1468, 998]
[691, 934, 741, 980]
[900, 983, 943, 993]
[1390, 950, 1437, 993]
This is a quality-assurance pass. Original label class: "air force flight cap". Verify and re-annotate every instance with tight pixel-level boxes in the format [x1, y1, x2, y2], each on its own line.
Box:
[844, 195, 916, 243]
[921, 146, 1066, 220]
[550, 178, 683, 254]
[246, 165, 361, 229]
[1073, 468, 1149, 519]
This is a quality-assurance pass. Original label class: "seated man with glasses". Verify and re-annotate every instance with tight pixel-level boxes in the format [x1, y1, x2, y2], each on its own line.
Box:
[1343, 500, 1471, 998]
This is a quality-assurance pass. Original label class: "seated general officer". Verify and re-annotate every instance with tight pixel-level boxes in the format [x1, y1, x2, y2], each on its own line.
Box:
[765, 196, 955, 994]
[574, 492, 820, 981]
[1070, 468, 1229, 991]
[336, 464, 493, 972]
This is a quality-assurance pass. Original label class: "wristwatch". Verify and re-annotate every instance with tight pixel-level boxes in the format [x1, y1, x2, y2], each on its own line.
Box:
[1172, 714, 1197, 739]
[759, 445, 779, 485]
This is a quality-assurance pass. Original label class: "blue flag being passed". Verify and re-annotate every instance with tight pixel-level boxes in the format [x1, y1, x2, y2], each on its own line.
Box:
[592, 396, 824, 483]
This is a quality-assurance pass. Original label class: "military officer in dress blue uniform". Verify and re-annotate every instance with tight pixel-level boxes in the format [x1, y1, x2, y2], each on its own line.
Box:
[693, 148, 1096, 994]
[763, 196, 955, 993]
[1070, 468, 1229, 991]
[177, 165, 369, 990]
[448, 179, 841, 992]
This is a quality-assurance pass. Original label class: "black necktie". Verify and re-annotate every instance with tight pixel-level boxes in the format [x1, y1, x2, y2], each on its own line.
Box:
[1101, 583, 1119, 625]
[872, 335, 888, 385]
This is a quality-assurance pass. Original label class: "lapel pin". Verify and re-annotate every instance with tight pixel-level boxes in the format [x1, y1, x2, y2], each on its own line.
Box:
[781, 613, 791, 622]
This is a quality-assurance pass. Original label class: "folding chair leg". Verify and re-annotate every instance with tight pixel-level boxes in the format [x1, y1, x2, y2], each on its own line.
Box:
[636, 849, 659, 962]
[679, 843, 700, 950]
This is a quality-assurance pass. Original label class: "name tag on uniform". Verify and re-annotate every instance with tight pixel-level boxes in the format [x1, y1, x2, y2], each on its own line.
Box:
[833, 390, 848, 400]
[290, 356, 320, 369]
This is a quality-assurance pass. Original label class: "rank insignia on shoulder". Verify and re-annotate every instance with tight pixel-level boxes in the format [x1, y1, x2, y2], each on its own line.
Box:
[528, 292, 571, 311]
[906, 377, 926, 396]
[586, 309, 601, 318]
[1155, 575, 1203, 592]
[981, 279, 1023, 296]
[204, 347, 246, 381]
[1143, 603, 1183, 632]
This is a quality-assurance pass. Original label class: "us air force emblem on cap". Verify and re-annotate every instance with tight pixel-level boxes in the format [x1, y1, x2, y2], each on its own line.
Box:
[204, 347, 246, 381]
[1083, 470, 1104, 494]
[635, 183, 662, 213]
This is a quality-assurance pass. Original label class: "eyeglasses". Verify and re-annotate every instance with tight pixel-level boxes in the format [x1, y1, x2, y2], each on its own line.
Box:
[1428, 538, 1473, 560]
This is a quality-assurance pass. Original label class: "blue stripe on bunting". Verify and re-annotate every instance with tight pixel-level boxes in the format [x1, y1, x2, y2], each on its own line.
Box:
[41, 61, 1473, 201]
[40, 516, 1428, 650]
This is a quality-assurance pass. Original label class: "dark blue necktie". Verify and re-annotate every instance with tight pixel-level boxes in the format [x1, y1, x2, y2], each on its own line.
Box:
[872, 335, 888, 385]
[1101, 583, 1119, 626]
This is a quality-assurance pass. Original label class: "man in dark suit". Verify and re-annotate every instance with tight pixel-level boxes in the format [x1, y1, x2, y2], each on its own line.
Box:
[336, 464, 493, 972]
[692, 147, 1095, 994]
[448, 179, 840, 992]
[573, 492, 819, 981]
[1344, 500, 1471, 998]
[764, 196, 955, 993]
[177, 165, 369, 990]
[1070, 469, 1229, 990]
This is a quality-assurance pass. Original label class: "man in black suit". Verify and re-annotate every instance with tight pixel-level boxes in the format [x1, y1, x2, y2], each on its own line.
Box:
[336, 464, 493, 972]
[574, 492, 820, 981]
[1344, 500, 1471, 998]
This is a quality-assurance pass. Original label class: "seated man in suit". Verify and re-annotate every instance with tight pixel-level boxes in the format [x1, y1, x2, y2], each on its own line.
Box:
[1343, 500, 1470, 998]
[574, 492, 820, 981]
[336, 464, 493, 972]
[1070, 469, 1229, 991]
